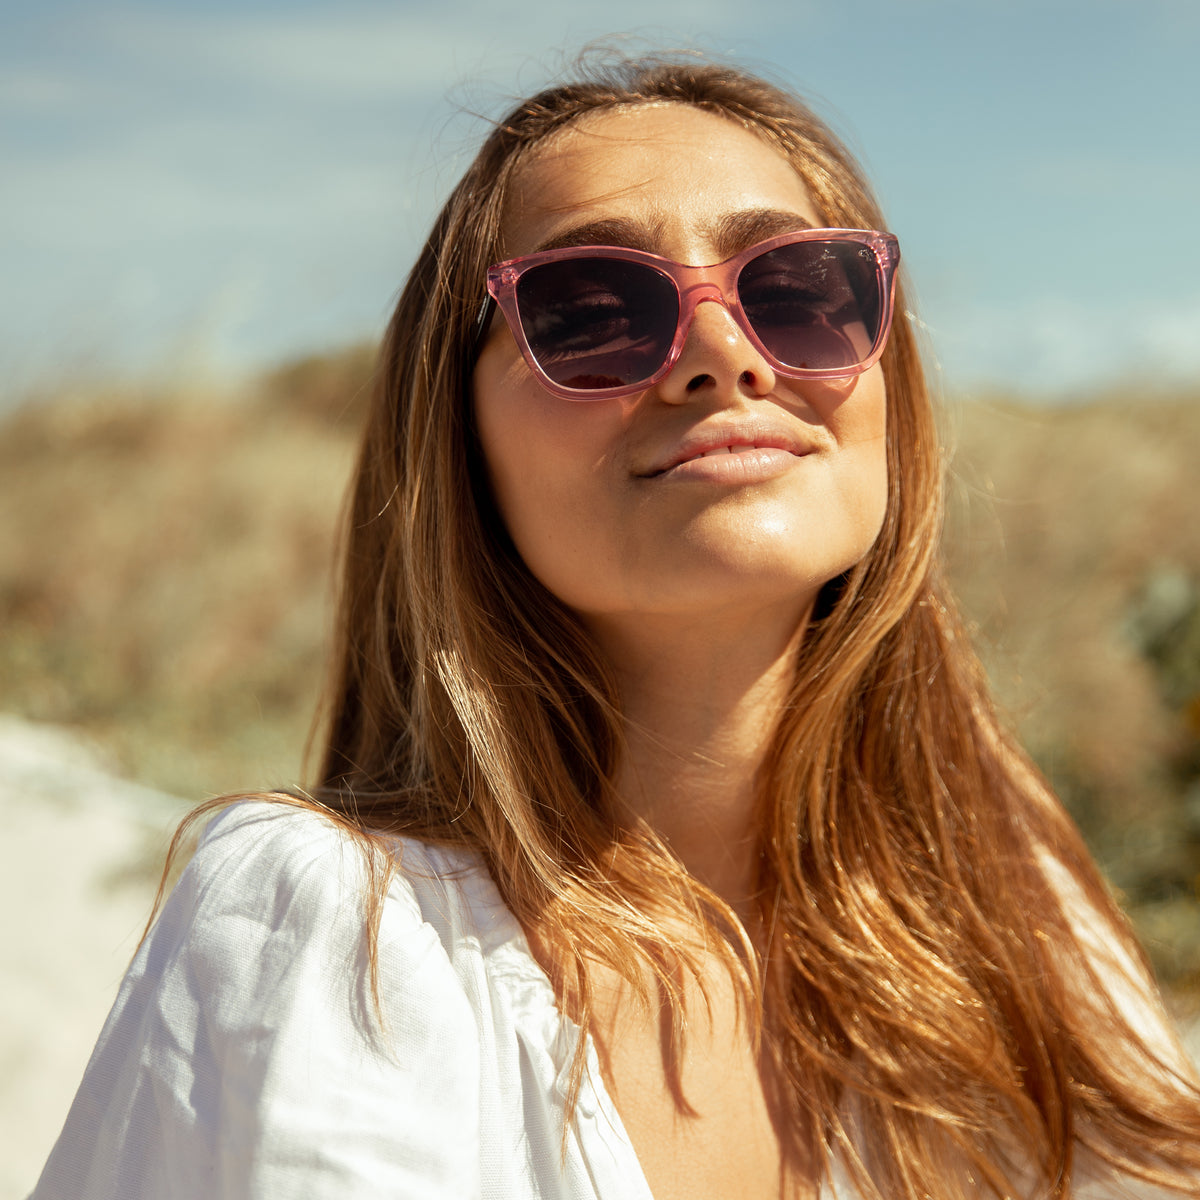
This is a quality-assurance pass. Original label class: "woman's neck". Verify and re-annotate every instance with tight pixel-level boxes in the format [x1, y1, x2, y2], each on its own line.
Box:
[587, 602, 809, 926]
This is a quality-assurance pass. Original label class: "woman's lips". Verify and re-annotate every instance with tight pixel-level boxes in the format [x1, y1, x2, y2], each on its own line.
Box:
[640, 427, 815, 481]
[651, 443, 808, 482]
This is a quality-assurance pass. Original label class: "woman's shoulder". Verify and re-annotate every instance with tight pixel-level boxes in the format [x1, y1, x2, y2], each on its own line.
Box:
[152, 796, 534, 1033]
[182, 797, 501, 948]
[189, 796, 448, 899]
[29, 799, 506, 1199]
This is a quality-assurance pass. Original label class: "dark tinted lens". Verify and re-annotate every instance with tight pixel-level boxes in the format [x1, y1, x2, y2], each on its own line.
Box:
[515, 257, 679, 391]
[738, 240, 882, 371]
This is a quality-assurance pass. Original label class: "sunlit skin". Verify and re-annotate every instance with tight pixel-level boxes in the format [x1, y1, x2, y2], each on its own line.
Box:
[473, 104, 887, 1200]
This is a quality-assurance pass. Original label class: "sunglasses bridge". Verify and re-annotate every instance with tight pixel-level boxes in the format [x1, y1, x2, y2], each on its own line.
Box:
[658, 280, 756, 370]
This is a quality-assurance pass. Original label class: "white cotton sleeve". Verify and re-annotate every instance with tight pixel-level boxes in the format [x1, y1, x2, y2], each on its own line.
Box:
[30, 802, 483, 1200]
[1036, 848, 1189, 1071]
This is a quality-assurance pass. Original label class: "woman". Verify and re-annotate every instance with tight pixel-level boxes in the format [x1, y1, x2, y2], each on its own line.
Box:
[33, 56, 1200, 1200]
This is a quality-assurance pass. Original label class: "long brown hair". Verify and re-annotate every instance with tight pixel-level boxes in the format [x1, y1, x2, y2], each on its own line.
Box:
[186, 55, 1200, 1198]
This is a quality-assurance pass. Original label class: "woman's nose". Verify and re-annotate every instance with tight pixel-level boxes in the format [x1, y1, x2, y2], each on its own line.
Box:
[653, 297, 777, 404]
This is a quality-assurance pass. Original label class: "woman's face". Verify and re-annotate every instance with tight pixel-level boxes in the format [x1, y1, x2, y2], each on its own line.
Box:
[472, 104, 889, 634]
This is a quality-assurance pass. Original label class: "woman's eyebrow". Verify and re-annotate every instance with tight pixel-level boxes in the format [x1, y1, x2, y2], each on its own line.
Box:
[708, 209, 817, 258]
[529, 216, 665, 256]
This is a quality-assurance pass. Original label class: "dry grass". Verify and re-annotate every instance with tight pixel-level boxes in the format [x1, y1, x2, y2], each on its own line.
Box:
[944, 390, 1200, 991]
[2, 351, 1198, 987]
[0, 350, 372, 798]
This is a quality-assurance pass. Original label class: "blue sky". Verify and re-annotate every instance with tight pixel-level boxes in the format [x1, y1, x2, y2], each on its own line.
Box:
[3, 0, 1198, 400]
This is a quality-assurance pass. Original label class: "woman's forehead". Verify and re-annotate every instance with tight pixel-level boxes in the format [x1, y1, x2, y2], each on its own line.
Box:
[498, 102, 823, 261]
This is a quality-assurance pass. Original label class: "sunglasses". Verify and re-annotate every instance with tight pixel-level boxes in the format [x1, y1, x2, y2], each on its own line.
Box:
[479, 228, 900, 400]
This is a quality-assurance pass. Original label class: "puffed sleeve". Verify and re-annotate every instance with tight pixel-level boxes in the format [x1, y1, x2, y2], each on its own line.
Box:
[30, 801, 483, 1200]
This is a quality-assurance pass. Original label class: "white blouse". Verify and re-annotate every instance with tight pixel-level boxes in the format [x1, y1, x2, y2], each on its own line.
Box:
[30, 801, 1188, 1200]
[30, 801, 654, 1200]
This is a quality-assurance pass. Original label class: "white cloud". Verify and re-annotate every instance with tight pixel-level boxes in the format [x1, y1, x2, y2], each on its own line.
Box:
[1020, 154, 1200, 200]
[928, 291, 1200, 395]
[0, 66, 80, 109]
[90, 1, 742, 104]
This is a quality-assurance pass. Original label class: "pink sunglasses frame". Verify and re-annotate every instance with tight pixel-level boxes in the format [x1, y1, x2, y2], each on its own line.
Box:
[482, 228, 901, 401]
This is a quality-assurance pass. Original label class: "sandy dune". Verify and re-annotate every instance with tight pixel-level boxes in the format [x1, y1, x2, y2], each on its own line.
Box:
[0, 718, 188, 1200]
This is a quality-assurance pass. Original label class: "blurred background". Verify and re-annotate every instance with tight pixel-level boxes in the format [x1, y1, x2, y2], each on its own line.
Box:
[2, 1, 1199, 1193]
